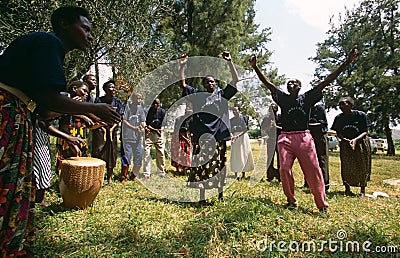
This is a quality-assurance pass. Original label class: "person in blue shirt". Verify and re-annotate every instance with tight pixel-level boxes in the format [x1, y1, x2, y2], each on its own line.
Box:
[121, 93, 146, 183]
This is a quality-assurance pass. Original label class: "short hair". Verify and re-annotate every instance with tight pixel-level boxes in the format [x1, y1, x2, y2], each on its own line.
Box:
[339, 96, 355, 106]
[67, 80, 88, 93]
[287, 78, 302, 87]
[82, 74, 95, 82]
[233, 105, 241, 111]
[102, 80, 116, 91]
[51, 6, 90, 34]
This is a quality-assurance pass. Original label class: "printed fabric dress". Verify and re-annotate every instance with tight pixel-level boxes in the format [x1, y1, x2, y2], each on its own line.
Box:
[182, 84, 237, 194]
[0, 90, 35, 256]
[0, 31, 71, 256]
[171, 114, 192, 173]
[56, 115, 88, 173]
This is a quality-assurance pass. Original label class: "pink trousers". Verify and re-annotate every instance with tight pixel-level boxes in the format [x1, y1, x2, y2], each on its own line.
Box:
[277, 131, 328, 210]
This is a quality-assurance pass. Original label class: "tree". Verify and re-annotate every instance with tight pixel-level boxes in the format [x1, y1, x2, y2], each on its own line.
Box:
[0, 0, 171, 100]
[310, 0, 400, 156]
[1, 0, 284, 118]
[154, 0, 282, 117]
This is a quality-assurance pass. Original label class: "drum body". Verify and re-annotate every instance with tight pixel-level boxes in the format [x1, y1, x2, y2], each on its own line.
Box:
[59, 157, 106, 209]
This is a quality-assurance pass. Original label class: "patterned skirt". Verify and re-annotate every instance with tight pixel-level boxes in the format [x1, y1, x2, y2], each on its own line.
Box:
[0, 89, 35, 256]
[171, 131, 191, 170]
[33, 125, 54, 190]
[188, 139, 227, 190]
[339, 136, 372, 187]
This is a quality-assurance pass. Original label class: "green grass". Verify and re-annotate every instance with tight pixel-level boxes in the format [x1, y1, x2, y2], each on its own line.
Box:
[35, 143, 400, 257]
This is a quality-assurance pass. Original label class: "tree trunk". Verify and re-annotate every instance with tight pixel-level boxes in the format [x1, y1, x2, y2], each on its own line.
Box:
[187, 0, 193, 44]
[95, 59, 100, 99]
[384, 121, 395, 156]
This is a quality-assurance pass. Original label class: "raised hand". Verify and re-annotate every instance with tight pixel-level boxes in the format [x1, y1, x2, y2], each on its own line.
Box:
[221, 51, 232, 62]
[347, 45, 359, 63]
[179, 53, 188, 66]
[248, 54, 257, 68]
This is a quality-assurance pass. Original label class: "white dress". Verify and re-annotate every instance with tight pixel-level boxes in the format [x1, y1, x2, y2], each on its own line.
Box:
[230, 115, 254, 173]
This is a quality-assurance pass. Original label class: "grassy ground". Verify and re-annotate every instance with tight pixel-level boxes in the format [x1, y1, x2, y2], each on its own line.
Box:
[35, 143, 400, 257]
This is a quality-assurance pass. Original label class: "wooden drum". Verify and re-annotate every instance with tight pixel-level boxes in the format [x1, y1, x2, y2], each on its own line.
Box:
[59, 157, 106, 209]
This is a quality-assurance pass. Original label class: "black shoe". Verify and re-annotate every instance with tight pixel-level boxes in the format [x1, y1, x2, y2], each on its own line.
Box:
[345, 190, 357, 196]
[319, 207, 329, 215]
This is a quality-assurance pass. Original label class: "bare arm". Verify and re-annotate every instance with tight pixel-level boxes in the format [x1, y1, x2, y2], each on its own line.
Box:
[221, 51, 238, 86]
[33, 91, 121, 125]
[248, 55, 277, 94]
[315, 45, 359, 91]
[123, 119, 145, 133]
[38, 119, 86, 146]
[179, 54, 188, 89]
[349, 131, 368, 150]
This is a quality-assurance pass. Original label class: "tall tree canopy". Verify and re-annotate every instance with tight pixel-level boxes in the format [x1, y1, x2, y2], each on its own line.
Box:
[155, 0, 282, 121]
[0, 0, 171, 99]
[310, 0, 400, 155]
[1, 0, 282, 121]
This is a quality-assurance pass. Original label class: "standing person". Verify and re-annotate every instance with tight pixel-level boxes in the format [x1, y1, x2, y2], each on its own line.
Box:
[179, 51, 238, 201]
[55, 81, 93, 172]
[92, 80, 125, 184]
[34, 115, 87, 207]
[82, 74, 97, 155]
[261, 103, 281, 182]
[121, 93, 146, 183]
[304, 102, 330, 191]
[171, 105, 193, 176]
[33, 123, 55, 208]
[0, 6, 120, 256]
[143, 98, 166, 179]
[248, 45, 358, 212]
[82, 74, 97, 103]
[331, 97, 372, 196]
[230, 106, 254, 179]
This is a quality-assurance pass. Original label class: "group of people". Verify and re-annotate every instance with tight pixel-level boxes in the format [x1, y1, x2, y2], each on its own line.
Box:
[0, 5, 373, 256]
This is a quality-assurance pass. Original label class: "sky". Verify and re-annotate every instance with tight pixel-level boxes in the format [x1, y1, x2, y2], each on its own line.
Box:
[254, 0, 362, 126]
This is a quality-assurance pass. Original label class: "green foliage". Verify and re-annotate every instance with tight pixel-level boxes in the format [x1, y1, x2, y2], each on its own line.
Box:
[153, 0, 278, 109]
[394, 139, 400, 150]
[247, 128, 260, 139]
[0, 0, 172, 100]
[311, 0, 400, 155]
[0, 0, 279, 112]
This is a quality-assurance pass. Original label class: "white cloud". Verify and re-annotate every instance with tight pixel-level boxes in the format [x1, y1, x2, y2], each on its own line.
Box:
[284, 0, 362, 31]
